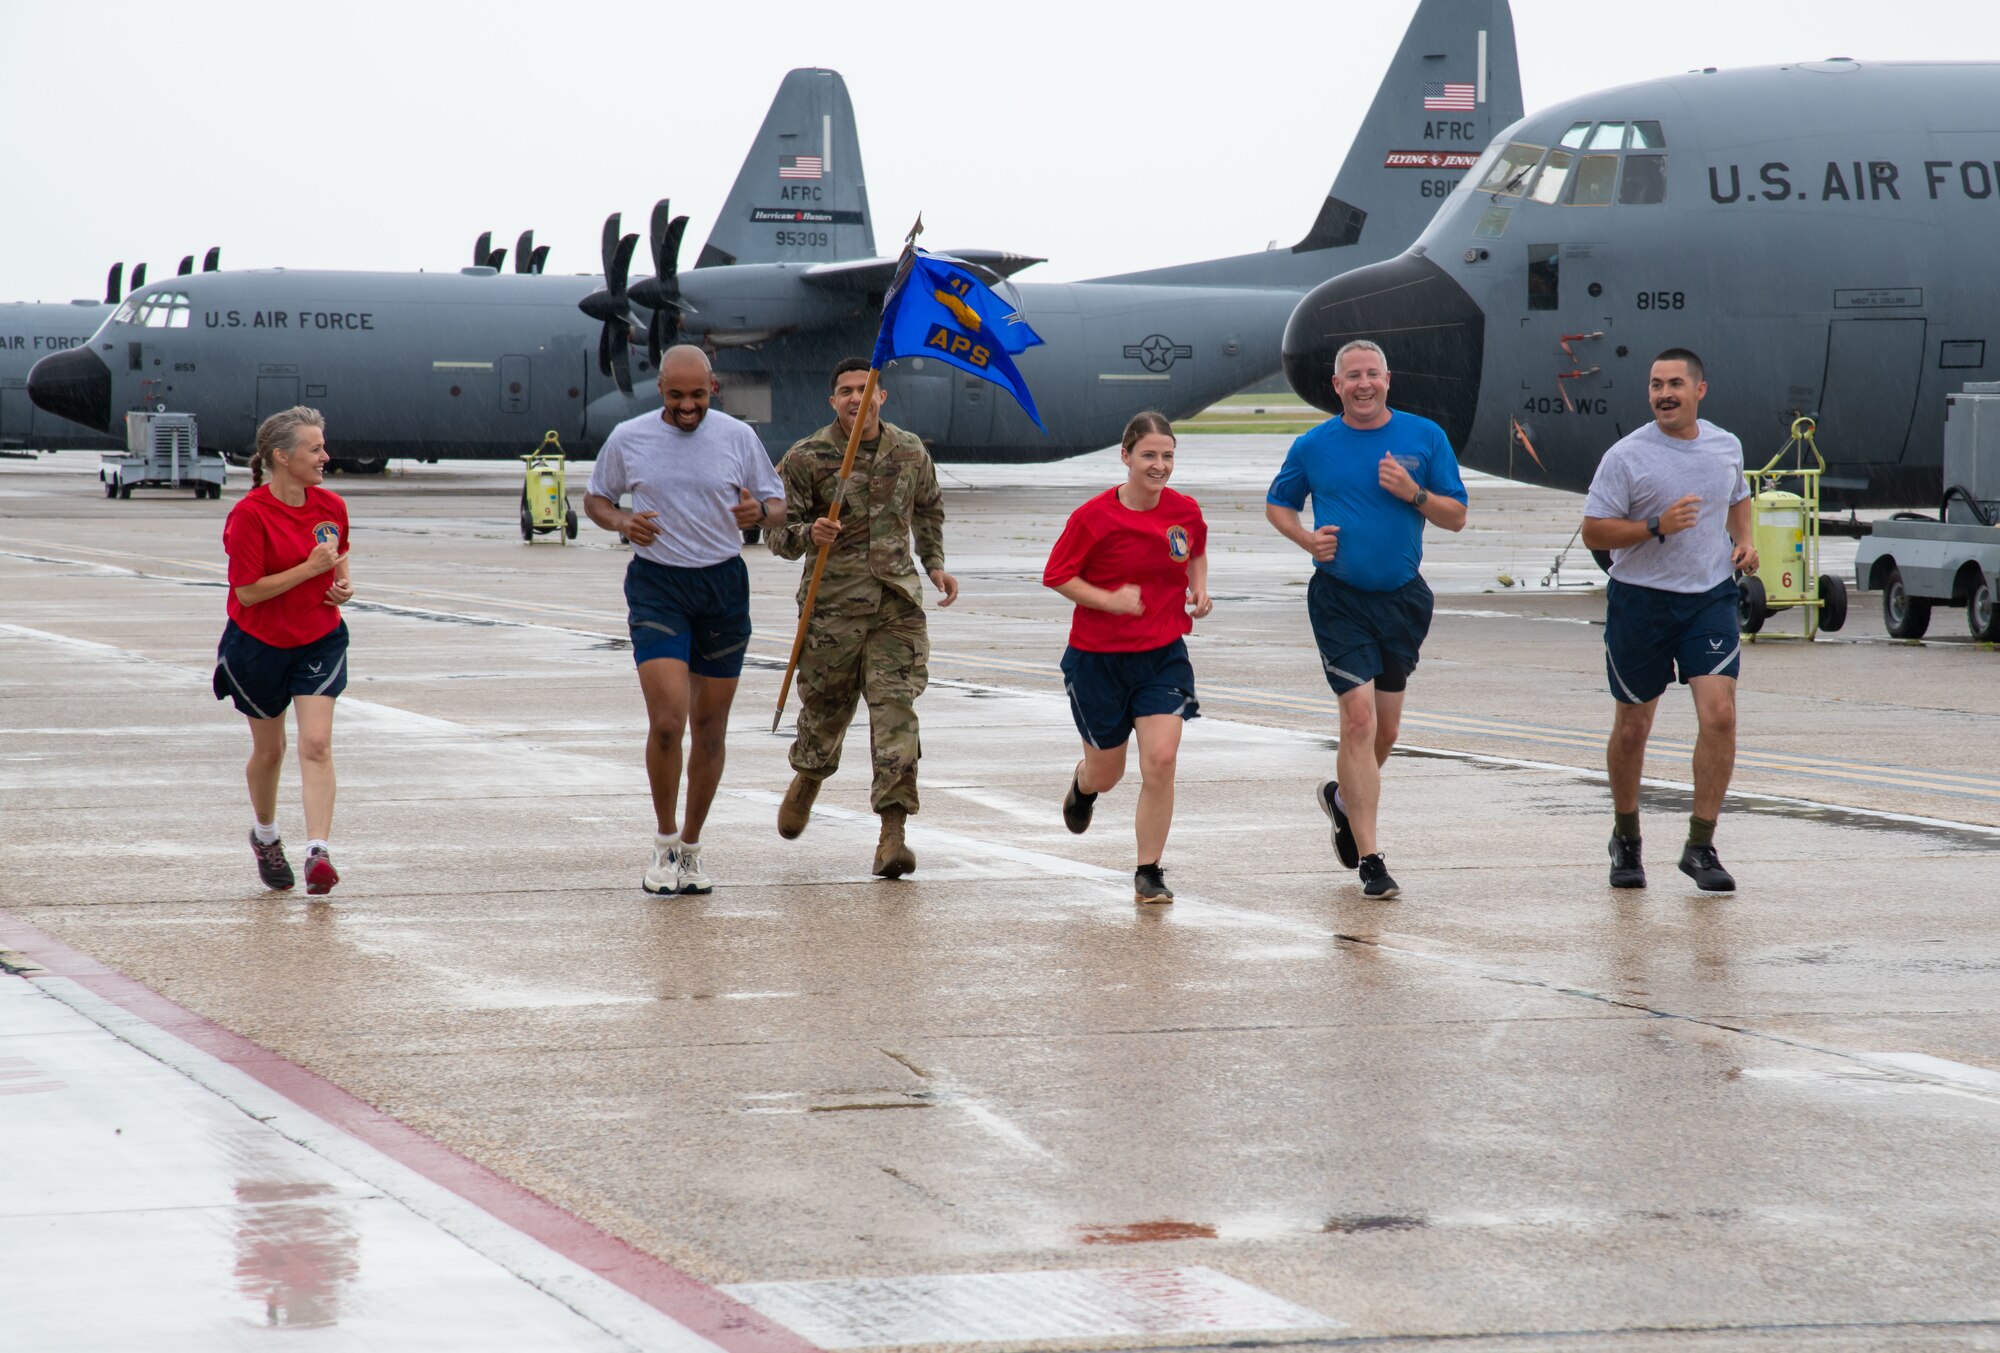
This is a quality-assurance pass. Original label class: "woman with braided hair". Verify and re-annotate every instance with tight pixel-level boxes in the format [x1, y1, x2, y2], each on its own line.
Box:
[212, 407, 352, 895]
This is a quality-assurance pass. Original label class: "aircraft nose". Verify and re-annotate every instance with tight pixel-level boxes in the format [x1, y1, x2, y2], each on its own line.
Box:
[27, 346, 115, 433]
[1282, 250, 1484, 447]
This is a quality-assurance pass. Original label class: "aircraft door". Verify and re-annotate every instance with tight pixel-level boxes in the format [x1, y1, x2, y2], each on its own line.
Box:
[951, 373, 993, 444]
[500, 355, 530, 414]
[255, 376, 300, 425]
[1818, 320, 1926, 463]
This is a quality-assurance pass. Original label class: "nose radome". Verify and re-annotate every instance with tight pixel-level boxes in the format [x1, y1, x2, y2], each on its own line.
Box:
[1282, 251, 1485, 448]
[27, 346, 114, 433]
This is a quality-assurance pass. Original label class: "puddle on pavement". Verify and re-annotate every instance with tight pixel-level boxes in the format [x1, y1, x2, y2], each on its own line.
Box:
[1321, 1213, 1428, 1234]
[1076, 1219, 1219, 1244]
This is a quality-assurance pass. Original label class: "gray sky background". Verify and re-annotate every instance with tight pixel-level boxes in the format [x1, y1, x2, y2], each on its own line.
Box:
[4, 0, 1997, 301]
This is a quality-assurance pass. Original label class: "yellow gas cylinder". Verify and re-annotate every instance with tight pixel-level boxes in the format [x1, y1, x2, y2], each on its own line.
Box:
[1749, 488, 1810, 607]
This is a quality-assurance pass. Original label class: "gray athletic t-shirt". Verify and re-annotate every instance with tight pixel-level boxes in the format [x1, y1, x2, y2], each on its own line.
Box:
[587, 408, 782, 568]
[1583, 419, 1749, 593]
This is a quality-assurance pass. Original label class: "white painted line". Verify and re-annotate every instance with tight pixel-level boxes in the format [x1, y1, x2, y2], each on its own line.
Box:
[722, 1266, 1341, 1348]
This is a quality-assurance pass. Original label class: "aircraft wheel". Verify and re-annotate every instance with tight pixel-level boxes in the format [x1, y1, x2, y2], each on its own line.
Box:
[1737, 574, 1768, 635]
[348, 457, 389, 475]
[565, 507, 578, 541]
[1968, 575, 2000, 642]
[1882, 565, 1931, 639]
[1816, 574, 1847, 633]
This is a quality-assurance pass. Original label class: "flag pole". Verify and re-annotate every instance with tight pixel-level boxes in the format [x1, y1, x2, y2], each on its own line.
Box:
[772, 217, 923, 733]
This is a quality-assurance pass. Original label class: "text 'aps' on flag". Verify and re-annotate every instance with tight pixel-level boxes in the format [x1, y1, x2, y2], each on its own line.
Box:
[1423, 81, 1475, 110]
[871, 249, 1046, 432]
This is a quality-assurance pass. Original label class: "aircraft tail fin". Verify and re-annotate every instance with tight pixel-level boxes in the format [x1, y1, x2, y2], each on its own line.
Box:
[696, 68, 874, 269]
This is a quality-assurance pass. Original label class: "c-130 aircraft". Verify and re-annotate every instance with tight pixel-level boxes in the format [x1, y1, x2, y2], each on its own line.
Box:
[1282, 57, 2000, 509]
[30, 0, 1521, 467]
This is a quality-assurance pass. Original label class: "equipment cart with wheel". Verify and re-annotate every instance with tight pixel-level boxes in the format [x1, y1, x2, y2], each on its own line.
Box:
[100, 412, 227, 500]
[519, 430, 579, 544]
[1737, 417, 1846, 639]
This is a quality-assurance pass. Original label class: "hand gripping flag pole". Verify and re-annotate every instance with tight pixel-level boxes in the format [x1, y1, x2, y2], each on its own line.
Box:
[771, 217, 1046, 732]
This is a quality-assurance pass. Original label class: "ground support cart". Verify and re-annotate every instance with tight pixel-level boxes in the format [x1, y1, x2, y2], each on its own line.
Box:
[520, 430, 578, 544]
[1738, 418, 1846, 639]
[100, 412, 226, 499]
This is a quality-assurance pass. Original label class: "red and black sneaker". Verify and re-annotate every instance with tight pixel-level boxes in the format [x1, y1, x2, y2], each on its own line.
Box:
[304, 847, 339, 896]
[250, 830, 295, 891]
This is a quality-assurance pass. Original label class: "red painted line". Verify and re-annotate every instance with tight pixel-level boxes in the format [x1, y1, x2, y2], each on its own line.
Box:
[0, 909, 821, 1353]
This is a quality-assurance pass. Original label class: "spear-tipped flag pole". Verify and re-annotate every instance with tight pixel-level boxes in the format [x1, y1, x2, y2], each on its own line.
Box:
[771, 216, 1046, 732]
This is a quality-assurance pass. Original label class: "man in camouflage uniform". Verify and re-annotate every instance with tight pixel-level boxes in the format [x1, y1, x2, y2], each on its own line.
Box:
[768, 357, 958, 876]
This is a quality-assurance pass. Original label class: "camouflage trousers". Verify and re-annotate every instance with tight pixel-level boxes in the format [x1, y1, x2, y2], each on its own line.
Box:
[789, 589, 929, 813]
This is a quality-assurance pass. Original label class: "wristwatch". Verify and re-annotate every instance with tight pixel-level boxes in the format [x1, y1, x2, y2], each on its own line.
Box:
[1411, 487, 1429, 508]
[1646, 514, 1664, 540]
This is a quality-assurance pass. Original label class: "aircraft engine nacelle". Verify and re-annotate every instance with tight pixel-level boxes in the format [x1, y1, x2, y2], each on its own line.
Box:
[676, 265, 867, 348]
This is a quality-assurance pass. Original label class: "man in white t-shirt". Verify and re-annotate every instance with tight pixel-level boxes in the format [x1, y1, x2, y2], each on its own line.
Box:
[585, 345, 785, 897]
[1582, 348, 1759, 894]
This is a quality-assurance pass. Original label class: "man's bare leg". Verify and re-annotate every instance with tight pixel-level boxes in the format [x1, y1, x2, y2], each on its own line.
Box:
[1336, 681, 1382, 856]
[637, 658, 691, 836]
[681, 672, 741, 845]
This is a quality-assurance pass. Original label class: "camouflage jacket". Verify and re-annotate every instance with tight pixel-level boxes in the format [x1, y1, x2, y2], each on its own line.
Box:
[768, 420, 945, 608]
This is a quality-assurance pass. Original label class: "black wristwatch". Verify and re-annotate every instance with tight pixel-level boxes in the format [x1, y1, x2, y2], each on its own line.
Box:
[1411, 487, 1429, 508]
[1646, 514, 1664, 541]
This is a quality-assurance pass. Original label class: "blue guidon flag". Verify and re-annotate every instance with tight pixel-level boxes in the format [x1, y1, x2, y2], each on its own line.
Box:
[871, 249, 1046, 432]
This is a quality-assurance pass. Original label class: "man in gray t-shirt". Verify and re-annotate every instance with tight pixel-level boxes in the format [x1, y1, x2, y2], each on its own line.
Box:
[584, 345, 785, 898]
[1581, 349, 1759, 894]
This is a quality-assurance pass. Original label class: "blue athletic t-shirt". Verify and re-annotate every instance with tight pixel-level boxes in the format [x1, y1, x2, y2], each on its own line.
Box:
[1266, 411, 1467, 593]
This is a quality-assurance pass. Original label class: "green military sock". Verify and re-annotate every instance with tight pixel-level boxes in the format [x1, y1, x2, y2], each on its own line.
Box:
[1614, 810, 1640, 840]
[1687, 815, 1717, 848]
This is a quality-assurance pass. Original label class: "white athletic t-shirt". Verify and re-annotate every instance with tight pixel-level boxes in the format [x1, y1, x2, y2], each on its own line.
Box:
[587, 408, 783, 568]
[1584, 419, 1749, 594]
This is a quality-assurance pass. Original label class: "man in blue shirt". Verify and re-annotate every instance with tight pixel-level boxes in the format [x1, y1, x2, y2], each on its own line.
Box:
[1266, 339, 1468, 899]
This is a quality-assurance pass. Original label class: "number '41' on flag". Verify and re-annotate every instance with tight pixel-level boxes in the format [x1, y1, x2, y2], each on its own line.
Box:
[870, 249, 1046, 432]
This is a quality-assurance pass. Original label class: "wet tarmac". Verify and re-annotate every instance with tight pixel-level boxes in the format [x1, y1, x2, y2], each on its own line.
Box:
[4, 442, 2000, 1350]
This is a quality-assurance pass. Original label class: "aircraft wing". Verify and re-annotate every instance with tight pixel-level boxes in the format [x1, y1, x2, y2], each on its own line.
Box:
[800, 250, 1044, 292]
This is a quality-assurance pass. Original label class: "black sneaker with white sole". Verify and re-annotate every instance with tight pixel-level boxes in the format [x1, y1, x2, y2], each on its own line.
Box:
[1358, 853, 1399, 899]
[1608, 834, 1645, 888]
[1678, 843, 1736, 893]
[1317, 780, 1359, 870]
[1063, 773, 1097, 835]
[1133, 863, 1174, 904]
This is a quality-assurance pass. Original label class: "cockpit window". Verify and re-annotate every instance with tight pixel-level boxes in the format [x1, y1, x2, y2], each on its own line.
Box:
[1630, 120, 1666, 149]
[1565, 155, 1620, 206]
[1558, 121, 1592, 149]
[112, 302, 137, 325]
[1478, 142, 1546, 197]
[1619, 153, 1668, 204]
[1528, 149, 1575, 205]
[1585, 122, 1628, 151]
[133, 293, 192, 329]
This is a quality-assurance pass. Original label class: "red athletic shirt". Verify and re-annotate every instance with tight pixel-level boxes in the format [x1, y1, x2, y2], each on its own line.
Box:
[1044, 486, 1207, 652]
[224, 484, 349, 648]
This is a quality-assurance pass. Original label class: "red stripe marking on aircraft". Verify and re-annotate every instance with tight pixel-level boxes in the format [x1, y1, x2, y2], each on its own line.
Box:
[0, 909, 822, 1353]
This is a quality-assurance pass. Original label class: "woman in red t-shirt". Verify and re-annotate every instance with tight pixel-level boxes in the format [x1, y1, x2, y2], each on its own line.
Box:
[212, 408, 352, 896]
[1042, 411, 1211, 903]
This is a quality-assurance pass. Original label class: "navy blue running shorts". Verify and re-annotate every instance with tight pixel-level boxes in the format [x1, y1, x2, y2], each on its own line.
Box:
[1604, 576, 1741, 704]
[213, 619, 349, 719]
[1060, 639, 1199, 749]
[624, 555, 752, 677]
[1307, 570, 1434, 696]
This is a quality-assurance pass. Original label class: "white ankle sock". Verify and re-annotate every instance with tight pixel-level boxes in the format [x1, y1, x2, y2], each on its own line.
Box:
[1334, 786, 1348, 813]
[253, 821, 280, 845]
[655, 832, 680, 850]
[306, 839, 329, 856]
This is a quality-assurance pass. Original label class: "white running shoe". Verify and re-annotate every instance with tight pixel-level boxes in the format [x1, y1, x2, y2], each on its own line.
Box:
[675, 841, 713, 895]
[642, 837, 680, 895]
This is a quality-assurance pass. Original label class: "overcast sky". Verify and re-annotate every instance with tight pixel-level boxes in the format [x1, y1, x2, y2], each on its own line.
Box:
[4, 0, 1996, 302]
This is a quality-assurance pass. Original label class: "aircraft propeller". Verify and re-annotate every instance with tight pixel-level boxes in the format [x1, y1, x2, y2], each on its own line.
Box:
[203, 247, 220, 272]
[104, 262, 124, 305]
[514, 230, 541, 275]
[473, 231, 494, 269]
[627, 199, 692, 366]
[129, 263, 148, 292]
[178, 255, 194, 276]
[488, 247, 509, 272]
[578, 212, 642, 395]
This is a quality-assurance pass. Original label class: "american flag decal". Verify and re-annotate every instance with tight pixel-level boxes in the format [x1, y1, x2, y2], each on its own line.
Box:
[1423, 81, 1476, 110]
[779, 155, 823, 180]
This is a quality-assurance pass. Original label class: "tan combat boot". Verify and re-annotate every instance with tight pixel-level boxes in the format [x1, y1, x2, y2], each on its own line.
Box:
[777, 773, 819, 839]
[873, 807, 915, 878]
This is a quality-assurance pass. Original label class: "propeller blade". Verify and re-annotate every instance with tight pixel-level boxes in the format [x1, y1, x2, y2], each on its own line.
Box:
[130, 263, 147, 291]
[599, 213, 622, 282]
[178, 255, 194, 276]
[488, 247, 508, 273]
[474, 231, 493, 268]
[529, 244, 549, 274]
[649, 199, 675, 277]
[104, 262, 124, 305]
[514, 230, 534, 274]
[662, 215, 689, 282]
[607, 324, 633, 395]
[203, 247, 220, 272]
[608, 232, 638, 297]
[597, 323, 613, 378]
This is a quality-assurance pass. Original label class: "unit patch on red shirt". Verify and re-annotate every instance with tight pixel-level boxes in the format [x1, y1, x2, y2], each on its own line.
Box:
[224, 485, 350, 648]
[1043, 486, 1207, 653]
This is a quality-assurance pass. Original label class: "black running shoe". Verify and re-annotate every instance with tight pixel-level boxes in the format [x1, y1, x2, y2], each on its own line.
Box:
[250, 830, 295, 890]
[1608, 834, 1645, 889]
[1317, 780, 1360, 870]
[1063, 772, 1097, 835]
[1678, 843, 1736, 893]
[1133, 863, 1174, 904]
[1358, 853, 1400, 899]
